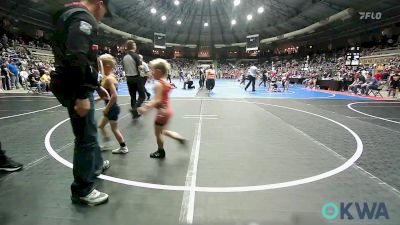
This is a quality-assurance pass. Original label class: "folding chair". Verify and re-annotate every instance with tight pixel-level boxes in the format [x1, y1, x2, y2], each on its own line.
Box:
[27, 82, 40, 94]
[368, 81, 386, 97]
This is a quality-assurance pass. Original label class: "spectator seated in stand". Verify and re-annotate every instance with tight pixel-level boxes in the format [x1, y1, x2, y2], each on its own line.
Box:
[388, 71, 400, 98]
[40, 70, 51, 92]
[27, 70, 45, 93]
[349, 72, 366, 95]
[361, 72, 379, 96]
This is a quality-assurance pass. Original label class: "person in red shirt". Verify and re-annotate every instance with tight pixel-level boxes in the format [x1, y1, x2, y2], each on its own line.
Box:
[138, 59, 186, 159]
[374, 70, 382, 81]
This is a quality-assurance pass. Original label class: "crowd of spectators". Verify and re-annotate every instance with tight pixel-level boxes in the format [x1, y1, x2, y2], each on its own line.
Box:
[0, 32, 54, 93]
[1, 25, 399, 98]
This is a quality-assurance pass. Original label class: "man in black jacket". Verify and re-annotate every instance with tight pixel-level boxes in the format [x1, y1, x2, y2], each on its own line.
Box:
[51, 0, 111, 206]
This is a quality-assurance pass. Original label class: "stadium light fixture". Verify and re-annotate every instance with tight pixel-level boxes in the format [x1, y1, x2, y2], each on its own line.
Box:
[150, 8, 156, 14]
[234, 0, 240, 7]
[231, 19, 237, 25]
[161, 15, 166, 21]
[257, 7, 264, 14]
[247, 14, 253, 21]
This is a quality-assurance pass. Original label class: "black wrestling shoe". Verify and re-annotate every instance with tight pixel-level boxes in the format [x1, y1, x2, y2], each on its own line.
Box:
[150, 149, 165, 159]
[133, 114, 141, 119]
[130, 109, 141, 119]
[0, 157, 23, 172]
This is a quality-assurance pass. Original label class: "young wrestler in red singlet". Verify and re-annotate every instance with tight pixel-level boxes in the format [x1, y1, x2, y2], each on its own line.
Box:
[138, 59, 186, 159]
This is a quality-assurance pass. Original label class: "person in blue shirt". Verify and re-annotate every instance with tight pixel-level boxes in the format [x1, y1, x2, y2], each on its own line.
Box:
[7, 59, 19, 89]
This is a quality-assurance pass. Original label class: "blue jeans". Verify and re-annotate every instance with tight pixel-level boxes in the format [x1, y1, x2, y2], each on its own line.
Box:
[10, 75, 16, 89]
[67, 93, 103, 197]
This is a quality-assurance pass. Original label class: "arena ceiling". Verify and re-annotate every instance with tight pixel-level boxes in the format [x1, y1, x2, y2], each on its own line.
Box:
[1, 0, 400, 47]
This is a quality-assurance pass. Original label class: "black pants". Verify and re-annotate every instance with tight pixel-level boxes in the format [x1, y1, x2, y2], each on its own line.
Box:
[259, 78, 267, 87]
[2, 75, 10, 90]
[206, 79, 215, 91]
[167, 75, 172, 83]
[0, 142, 7, 163]
[245, 76, 256, 91]
[240, 76, 246, 85]
[184, 81, 195, 89]
[127, 76, 145, 111]
[67, 93, 103, 197]
[199, 78, 205, 88]
[142, 76, 151, 97]
[18, 76, 23, 88]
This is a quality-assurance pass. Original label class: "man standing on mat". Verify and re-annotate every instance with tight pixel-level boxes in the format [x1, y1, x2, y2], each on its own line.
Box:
[259, 69, 268, 87]
[205, 64, 216, 93]
[198, 68, 205, 89]
[245, 64, 258, 92]
[179, 69, 185, 82]
[51, 0, 112, 206]
[139, 54, 151, 100]
[123, 40, 145, 119]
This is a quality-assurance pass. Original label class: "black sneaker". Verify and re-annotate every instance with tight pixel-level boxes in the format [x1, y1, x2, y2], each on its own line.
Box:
[0, 158, 23, 172]
[150, 149, 165, 159]
[130, 109, 141, 119]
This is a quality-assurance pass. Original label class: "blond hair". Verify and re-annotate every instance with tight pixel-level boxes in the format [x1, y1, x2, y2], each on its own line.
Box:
[98, 54, 116, 67]
[149, 58, 171, 75]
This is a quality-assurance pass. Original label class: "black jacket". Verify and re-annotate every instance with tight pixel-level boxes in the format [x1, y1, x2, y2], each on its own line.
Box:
[51, 3, 99, 99]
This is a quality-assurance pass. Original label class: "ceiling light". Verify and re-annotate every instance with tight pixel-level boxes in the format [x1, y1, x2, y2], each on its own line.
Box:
[177, 20, 182, 25]
[150, 8, 156, 14]
[204, 22, 209, 27]
[257, 7, 264, 14]
[231, 19, 236, 25]
[174, 0, 180, 6]
[161, 15, 166, 21]
[247, 14, 252, 21]
[233, 0, 240, 6]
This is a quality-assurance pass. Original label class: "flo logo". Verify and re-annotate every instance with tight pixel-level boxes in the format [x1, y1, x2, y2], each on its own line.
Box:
[359, 12, 382, 20]
[321, 202, 389, 220]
